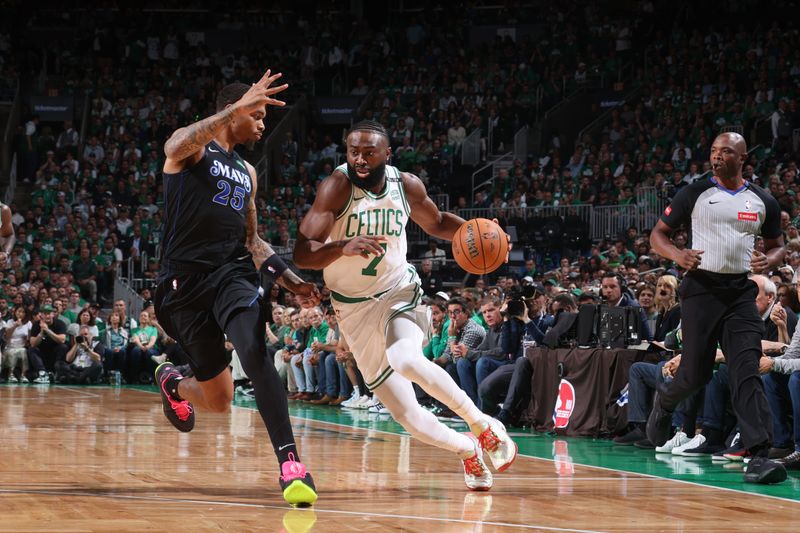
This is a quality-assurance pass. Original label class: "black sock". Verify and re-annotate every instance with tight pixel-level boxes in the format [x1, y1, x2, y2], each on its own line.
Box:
[276, 444, 300, 465]
[226, 306, 301, 467]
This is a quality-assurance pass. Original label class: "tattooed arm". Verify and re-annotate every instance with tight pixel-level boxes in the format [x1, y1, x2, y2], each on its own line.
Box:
[244, 163, 320, 305]
[244, 161, 276, 271]
[163, 69, 288, 172]
[163, 108, 237, 166]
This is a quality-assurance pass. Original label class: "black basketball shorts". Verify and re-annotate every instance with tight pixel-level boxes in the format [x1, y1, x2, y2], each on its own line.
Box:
[154, 260, 260, 381]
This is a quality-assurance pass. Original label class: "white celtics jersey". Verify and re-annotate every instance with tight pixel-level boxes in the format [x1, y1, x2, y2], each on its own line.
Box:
[323, 164, 412, 298]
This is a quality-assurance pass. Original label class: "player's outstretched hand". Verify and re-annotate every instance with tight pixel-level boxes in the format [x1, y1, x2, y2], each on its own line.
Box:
[492, 218, 512, 263]
[234, 69, 289, 116]
[295, 282, 322, 309]
[675, 249, 703, 271]
[342, 236, 387, 258]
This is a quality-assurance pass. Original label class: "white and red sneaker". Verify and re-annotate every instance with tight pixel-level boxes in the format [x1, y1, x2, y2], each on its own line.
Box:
[477, 418, 518, 472]
[462, 434, 493, 491]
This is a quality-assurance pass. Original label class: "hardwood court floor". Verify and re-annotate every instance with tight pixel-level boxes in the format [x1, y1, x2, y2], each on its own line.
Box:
[1, 385, 799, 532]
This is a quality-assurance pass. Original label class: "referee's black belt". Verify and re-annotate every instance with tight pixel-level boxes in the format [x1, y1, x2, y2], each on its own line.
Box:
[690, 269, 749, 279]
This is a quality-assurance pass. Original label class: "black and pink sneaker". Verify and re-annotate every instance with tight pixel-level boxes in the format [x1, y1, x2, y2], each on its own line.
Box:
[155, 363, 195, 432]
[279, 453, 318, 507]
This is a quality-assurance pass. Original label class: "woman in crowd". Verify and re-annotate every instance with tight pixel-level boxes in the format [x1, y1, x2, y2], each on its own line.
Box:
[653, 274, 681, 343]
[104, 310, 129, 378]
[2, 306, 33, 382]
[128, 310, 158, 383]
[75, 308, 99, 339]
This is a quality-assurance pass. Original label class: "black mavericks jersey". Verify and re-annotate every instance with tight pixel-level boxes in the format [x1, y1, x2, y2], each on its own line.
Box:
[160, 140, 253, 275]
[660, 176, 781, 274]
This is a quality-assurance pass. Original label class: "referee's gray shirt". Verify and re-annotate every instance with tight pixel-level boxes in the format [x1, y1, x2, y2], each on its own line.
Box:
[660, 177, 781, 274]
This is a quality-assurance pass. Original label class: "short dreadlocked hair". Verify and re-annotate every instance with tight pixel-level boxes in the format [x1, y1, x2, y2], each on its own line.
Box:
[347, 120, 390, 142]
[216, 82, 250, 112]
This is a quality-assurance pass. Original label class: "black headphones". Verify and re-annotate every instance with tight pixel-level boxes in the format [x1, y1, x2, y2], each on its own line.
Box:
[615, 273, 628, 292]
[603, 272, 628, 295]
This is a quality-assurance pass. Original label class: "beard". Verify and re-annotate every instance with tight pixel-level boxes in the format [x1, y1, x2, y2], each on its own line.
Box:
[347, 162, 386, 190]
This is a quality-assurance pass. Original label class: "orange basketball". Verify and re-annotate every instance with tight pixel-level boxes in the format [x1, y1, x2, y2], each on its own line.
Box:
[451, 218, 508, 275]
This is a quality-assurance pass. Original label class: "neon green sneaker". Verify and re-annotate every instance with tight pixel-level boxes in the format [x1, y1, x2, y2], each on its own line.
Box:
[279, 454, 318, 507]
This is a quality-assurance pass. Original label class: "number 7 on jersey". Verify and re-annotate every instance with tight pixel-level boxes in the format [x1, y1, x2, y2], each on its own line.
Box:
[361, 243, 388, 276]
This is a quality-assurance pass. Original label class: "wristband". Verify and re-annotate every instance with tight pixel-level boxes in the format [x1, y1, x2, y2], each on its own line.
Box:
[260, 254, 289, 281]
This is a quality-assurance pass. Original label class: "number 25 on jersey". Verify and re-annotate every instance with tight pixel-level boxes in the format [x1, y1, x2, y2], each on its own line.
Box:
[212, 180, 246, 211]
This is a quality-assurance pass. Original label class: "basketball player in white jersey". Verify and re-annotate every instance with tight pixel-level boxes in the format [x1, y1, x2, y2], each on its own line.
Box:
[294, 120, 516, 491]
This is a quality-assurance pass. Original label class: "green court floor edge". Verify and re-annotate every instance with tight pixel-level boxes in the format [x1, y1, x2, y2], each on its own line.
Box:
[230, 396, 800, 502]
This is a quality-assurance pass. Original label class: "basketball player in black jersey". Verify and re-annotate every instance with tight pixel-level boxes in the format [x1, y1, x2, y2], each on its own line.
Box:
[154, 69, 320, 506]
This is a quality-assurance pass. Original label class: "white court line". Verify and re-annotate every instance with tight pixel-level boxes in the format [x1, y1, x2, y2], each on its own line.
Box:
[56, 386, 102, 398]
[127, 387, 800, 505]
[0, 488, 607, 533]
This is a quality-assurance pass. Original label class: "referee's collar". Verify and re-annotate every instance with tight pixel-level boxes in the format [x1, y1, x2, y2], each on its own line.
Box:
[711, 176, 749, 195]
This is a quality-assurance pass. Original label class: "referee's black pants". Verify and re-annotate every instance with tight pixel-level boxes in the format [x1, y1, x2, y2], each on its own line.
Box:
[660, 271, 773, 450]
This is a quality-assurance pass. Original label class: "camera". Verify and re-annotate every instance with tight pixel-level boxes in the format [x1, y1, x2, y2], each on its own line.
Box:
[506, 299, 527, 319]
[76, 335, 85, 344]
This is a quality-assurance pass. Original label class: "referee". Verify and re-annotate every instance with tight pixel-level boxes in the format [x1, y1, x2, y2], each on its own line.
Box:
[647, 132, 787, 484]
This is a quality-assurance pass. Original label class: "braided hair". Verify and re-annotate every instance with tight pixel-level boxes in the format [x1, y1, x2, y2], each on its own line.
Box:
[347, 120, 390, 142]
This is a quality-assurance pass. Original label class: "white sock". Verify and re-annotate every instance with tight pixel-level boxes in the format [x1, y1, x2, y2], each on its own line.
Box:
[375, 371, 475, 456]
[386, 316, 488, 430]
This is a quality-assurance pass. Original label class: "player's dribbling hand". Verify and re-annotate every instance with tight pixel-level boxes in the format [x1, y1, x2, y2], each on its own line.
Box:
[294, 282, 322, 309]
[234, 69, 289, 116]
[675, 249, 703, 271]
[492, 218, 512, 263]
[750, 250, 768, 273]
[342, 236, 387, 258]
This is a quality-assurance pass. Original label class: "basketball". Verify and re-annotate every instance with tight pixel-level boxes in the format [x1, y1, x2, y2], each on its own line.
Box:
[451, 218, 508, 275]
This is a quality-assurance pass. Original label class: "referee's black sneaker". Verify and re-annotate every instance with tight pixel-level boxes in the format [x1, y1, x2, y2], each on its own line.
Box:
[775, 450, 800, 470]
[744, 456, 787, 484]
[646, 391, 673, 447]
[155, 362, 195, 432]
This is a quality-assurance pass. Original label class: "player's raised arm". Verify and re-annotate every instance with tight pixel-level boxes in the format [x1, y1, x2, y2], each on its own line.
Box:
[164, 69, 287, 168]
[294, 170, 386, 270]
[402, 172, 465, 241]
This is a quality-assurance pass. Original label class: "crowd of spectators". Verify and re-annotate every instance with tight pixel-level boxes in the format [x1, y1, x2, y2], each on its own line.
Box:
[468, 18, 800, 217]
[2, 4, 800, 477]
